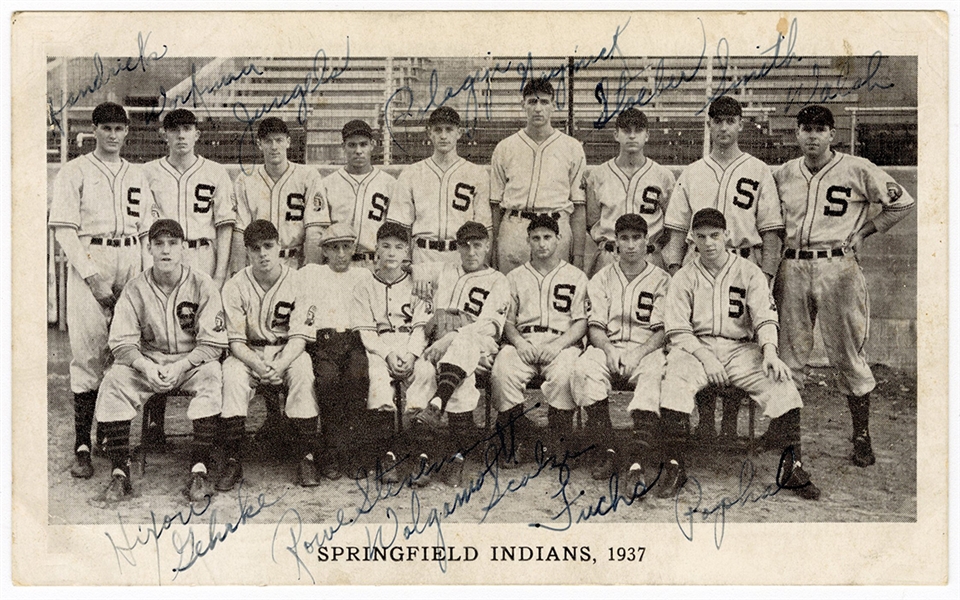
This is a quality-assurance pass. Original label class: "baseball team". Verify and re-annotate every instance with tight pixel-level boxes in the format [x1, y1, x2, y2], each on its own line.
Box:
[49, 76, 914, 507]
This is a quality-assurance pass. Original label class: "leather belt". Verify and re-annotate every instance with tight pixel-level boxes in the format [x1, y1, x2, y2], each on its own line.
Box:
[507, 209, 561, 221]
[783, 248, 847, 260]
[520, 325, 564, 335]
[317, 327, 351, 339]
[186, 238, 211, 249]
[602, 241, 656, 254]
[279, 247, 299, 259]
[378, 325, 414, 334]
[249, 338, 287, 347]
[416, 238, 458, 251]
[352, 251, 376, 262]
[90, 236, 138, 247]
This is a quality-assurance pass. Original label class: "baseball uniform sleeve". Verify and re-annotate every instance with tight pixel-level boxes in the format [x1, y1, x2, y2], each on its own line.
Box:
[569, 143, 587, 204]
[233, 174, 251, 232]
[48, 161, 83, 230]
[476, 275, 512, 337]
[570, 270, 590, 321]
[108, 285, 144, 363]
[755, 164, 785, 233]
[351, 279, 377, 332]
[221, 278, 248, 344]
[474, 167, 493, 229]
[586, 273, 610, 330]
[303, 168, 332, 229]
[391, 167, 415, 228]
[745, 265, 779, 347]
[489, 143, 507, 205]
[662, 269, 702, 354]
[647, 273, 670, 332]
[861, 161, 916, 233]
[664, 170, 693, 232]
[505, 273, 521, 325]
[213, 165, 237, 228]
[194, 277, 229, 349]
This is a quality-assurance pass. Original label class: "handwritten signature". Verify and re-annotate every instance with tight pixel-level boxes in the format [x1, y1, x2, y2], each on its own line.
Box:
[145, 60, 264, 124]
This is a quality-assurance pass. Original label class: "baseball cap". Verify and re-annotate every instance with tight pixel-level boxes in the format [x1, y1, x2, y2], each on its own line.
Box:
[92, 102, 129, 125]
[376, 221, 410, 244]
[796, 105, 835, 128]
[342, 120, 375, 141]
[614, 213, 649, 237]
[162, 109, 198, 130]
[243, 219, 280, 248]
[708, 95, 742, 119]
[616, 108, 648, 130]
[522, 77, 554, 99]
[526, 213, 560, 235]
[257, 117, 289, 139]
[427, 106, 461, 127]
[320, 222, 358, 246]
[691, 208, 727, 231]
[148, 218, 185, 241]
[455, 221, 489, 244]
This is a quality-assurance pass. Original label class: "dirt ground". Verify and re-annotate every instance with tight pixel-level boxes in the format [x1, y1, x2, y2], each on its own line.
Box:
[46, 327, 916, 529]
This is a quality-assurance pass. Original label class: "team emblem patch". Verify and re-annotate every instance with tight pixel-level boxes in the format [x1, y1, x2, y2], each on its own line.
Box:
[886, 182, 903, 202]
[213, 310, 226, 332]
[176, 302, 199, 333]
[312, 191, 324, 211]
[305, 305, 316, 327]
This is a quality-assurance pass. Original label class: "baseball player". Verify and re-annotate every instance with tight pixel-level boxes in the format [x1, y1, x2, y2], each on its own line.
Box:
[91, 219, 227, 505]
[657, 208, 819, 500]
[572, 214, 670, 485]
[490, 77, 587, 273]
[491, 213, 589, 467]
[143, 108, 235, 287]
[662, 95, 785, 442]
[48, 102, 151, 480]
[295, 222, 374, 481]
[773, 105, 915, 468]
[305, 120, 396, 267]
[403, 221, 510, 485]
[219, 220, 320, 490]
[232, 117, 327, 272]
[584, 108, 675, 276]
[352, 222, 430, 482]
[392, 107, 492, 269]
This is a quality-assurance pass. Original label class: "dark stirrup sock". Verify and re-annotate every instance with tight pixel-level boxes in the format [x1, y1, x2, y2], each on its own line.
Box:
[435, 363, 467, 412]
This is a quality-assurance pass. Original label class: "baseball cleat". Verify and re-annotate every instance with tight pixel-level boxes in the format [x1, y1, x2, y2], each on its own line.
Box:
[184, 472, 213, 503]
[412, 454, 433, 488]
[378, 452, 400, 484]
[91, 471, 133, 506]
[624, 463, 648, 499]
[70, 450, 94, 479]
[319, 462, 342, 481]
[441, 453, 465, 487]
[780, 460, 821, 500]
[591, 449, 618, 481]
[655, 460, 687, 499]
[851, 433, 876, 467]
[216, 459, 243, 492]
[297, 458, 321, 488]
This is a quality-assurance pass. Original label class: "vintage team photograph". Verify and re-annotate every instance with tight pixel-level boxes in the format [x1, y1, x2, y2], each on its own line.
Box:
[11, 9, 949, 587]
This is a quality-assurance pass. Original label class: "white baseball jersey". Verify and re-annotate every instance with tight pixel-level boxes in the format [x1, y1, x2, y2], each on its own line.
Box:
[109, 266, 228, 356]
[773, 152, 916, 249]
[49, 154, 151, 238]
[234, 163, 327, 250]
[663, 255, 778, 347]
[352, 271, 430, 334]
[507, 261, 589, 333]
[490, 130, 586, 214]
[587, 158, 676, 244]
[414, 264, 511, 334]
[143, 155, 235, 241]
[222, 264, 309, 345]
[587, 261, 670, 345]
[665, 153, 783, 248]
[392, 157, 492, 241]
[293, 264, 375, 339]
[320, 167, 397, 254]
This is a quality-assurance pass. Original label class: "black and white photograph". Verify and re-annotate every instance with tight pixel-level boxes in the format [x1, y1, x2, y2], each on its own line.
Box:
[8, 8, 952, 589]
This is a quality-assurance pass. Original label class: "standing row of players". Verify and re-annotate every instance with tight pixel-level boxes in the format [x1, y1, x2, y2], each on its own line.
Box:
[51, 77, 914, 504]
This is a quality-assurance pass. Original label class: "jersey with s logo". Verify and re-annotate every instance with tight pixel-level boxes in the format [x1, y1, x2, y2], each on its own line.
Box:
[413, 264, 511, 337]
[319, 166, 397, 254]
[143, 155, 236, 244]
[221, 264, 309, 345]
[506, 260, 589, 335]
[586, 157, 676, 245]
[587, 261, 671, 344]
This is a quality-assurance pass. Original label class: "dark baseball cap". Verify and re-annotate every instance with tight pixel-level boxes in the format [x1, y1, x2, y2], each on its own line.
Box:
[616, 108, 648, 130]
[526, 213, 560, 235]
[427, 106, 461, 127]
[148, 218, 185, 241]
[162, 109, 198, 130]
[455, 221, 489, 244]
[614, 213, 649, 237]
[691, 208, 727, 231]
[342, 120, 375, 141]
[522, 77, 554, 99]
[257, 117, 289, 139]
[92, 102, 129, 125]
[708, 96, 742, 119]
[376, 221, 410, 244]
[796, 105, 835, 128]
[243, 219, 280, 248]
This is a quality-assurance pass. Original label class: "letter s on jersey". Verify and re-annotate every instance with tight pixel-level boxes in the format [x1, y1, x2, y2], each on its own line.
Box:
[732, 178, 759, 210]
